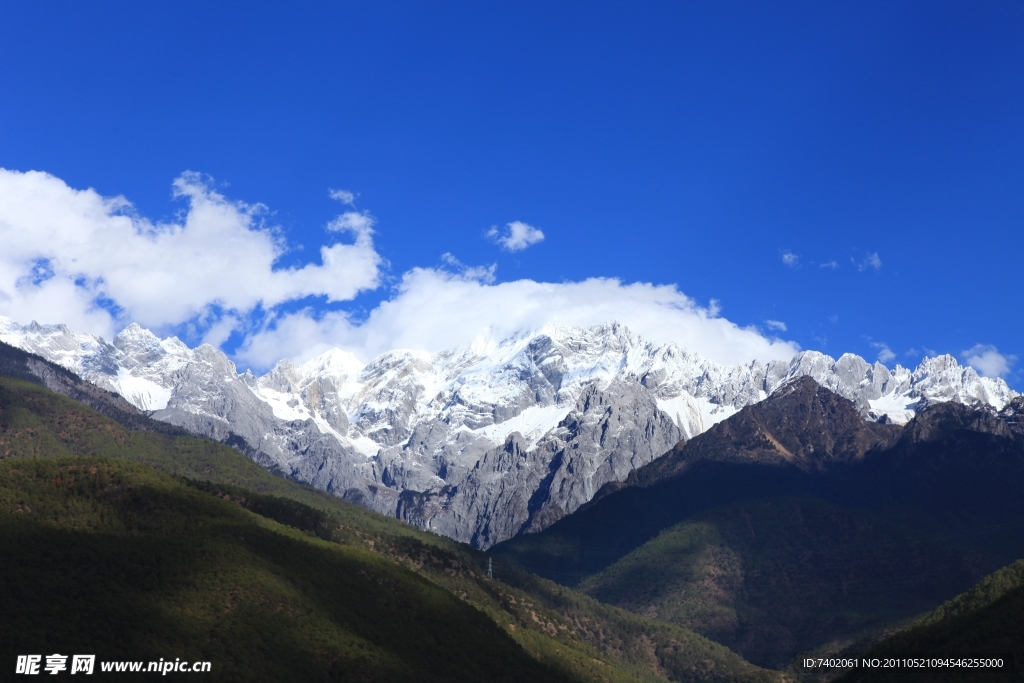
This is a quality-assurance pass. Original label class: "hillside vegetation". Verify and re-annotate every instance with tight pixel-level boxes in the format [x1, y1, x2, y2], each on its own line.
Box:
[494, 378, 1024, 671]
[832, 560, 1024, 683]
[0, 372, 784, 682]
[0, 458, 565, 682]
[577, 497, 988, 669]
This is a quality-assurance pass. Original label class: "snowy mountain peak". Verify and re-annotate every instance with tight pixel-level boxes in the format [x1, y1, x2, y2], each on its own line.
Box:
[114, 321, 155, 342]
[1, 314, 1017, 548]
[298, 347, 365, 379]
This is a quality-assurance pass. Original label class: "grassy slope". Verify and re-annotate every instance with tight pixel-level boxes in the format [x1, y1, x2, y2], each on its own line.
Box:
[198, 477, 785, 683]
[0, 458, 565, 683]
[575, 498, 990, 670]
[831, 560, 1024, 683]
[0, 375, 783, 683]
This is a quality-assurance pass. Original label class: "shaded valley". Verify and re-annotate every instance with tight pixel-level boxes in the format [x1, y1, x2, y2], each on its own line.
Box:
[493, 378, 1024, 668]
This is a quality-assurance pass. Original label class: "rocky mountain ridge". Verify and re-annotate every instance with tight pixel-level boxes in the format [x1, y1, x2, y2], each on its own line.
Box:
[0, 315, 1015, 547]
[491, 381, 1024, 668]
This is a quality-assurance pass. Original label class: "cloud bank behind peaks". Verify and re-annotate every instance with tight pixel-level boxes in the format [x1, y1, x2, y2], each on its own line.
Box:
[236, 268, 800, 369]
[0, 169, 381, 338]
[0, 169, 798, 371]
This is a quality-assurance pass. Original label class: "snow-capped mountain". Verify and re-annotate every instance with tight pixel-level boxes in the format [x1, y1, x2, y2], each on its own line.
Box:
[1, 316, 1016, 547]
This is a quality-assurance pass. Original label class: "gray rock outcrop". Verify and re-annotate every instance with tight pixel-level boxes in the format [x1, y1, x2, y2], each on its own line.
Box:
[1, 316, 1016, 548]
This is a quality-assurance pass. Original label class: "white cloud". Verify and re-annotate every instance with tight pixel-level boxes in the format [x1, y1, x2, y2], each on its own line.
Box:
[487, 221, 545, 252]
[0, 169, 381, 339]
[870, 342, 896, 363]
[440, 253, 496, 284]
[1, 169, 801, 374]
[235, 270, 800, 369]
[329, 188, 356, 205]
[961, 344, 1016, 378]
[781, 251, 799, 267]
[819, 260, 839, 269]
[857, 252, 882, 271]
[765, 320, 787, 332]
[201, 313, 241, 348]
[327, 210, 375, 236]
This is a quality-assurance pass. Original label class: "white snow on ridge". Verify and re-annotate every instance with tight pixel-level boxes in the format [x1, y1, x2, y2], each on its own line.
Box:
[867, 392, 917, 424]
[347, 433, 384, 458]
[255, 386, 312, 422]
[112, 370, 174, 411]
[656, 394, 740, 439]
[1, 315, 1018, 464]
[0, 318, 108, 377]
[473, 403, 576, 450]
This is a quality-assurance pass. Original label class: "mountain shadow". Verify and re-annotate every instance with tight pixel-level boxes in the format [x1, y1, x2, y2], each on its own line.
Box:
[576, 496, 990, 669]
[492, 377, 1024, 668]
[831, 559, 1024, 683]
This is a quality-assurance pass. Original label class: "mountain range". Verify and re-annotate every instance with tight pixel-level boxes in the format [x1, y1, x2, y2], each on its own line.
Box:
[3, 319, 1022, 678]
[0, 351, 788, 683]
[0, 316, 1016, 548]
[492, 376, 1024, 668]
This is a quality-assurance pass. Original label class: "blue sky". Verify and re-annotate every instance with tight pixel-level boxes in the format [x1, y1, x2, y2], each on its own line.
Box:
[0, 1, 1020, 386]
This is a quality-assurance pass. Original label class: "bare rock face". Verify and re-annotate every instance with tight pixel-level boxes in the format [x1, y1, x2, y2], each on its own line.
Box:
[384, 379, 685, 547]
[517, 381, 683, 534]
[1, 316, 1017, 548]
[999, 396, 1024, 435]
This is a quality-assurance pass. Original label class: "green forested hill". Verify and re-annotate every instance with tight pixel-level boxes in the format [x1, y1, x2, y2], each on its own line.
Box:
[576, 497, 989, 669]
[833, 560, 1024, 683]
[0, 373, 785, 682]
[0, 458, 564, 682]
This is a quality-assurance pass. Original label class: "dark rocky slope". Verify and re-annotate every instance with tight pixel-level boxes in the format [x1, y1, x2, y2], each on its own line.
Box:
[492, 378, 1024, 668]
